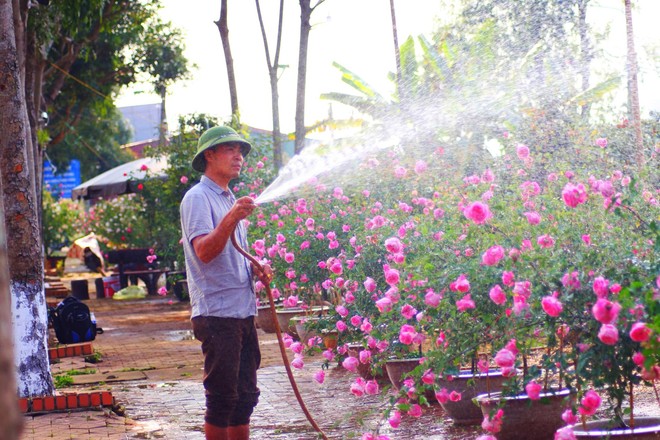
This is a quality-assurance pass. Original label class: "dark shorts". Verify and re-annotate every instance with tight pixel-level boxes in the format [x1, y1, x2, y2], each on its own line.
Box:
[191, 316, 261, 427]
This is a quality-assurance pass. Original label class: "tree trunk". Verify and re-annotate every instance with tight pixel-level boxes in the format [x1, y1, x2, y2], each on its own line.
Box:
[255, 0, 285, 170]
[1, 0, 54, 399]
[389, 0, 403, 102]
[577, 0, 592, 120]
[294, 0, 312, 154]
[215, 0, 240, 122]
[159, 87, 168, 146]
[0, 198, 22, 439]
[0, 7, 24, 435]
[624, 0, 644, 166]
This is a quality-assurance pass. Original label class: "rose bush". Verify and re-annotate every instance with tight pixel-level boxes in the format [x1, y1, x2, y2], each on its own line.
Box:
[246, 130, 659, 437]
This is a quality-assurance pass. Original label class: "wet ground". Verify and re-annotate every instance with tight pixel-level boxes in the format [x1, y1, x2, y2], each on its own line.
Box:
[22, 283, 659, 439]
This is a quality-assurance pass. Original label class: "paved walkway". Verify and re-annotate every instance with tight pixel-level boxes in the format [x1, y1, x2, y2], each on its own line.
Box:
[20, 291, 659, 439]
[21, 293, 485, 439]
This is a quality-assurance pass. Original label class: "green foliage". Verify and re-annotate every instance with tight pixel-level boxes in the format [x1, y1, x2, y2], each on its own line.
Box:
[42, 190, 85, 255]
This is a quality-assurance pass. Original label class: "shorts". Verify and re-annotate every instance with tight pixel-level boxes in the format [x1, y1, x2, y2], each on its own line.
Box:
[191, 315, 261, 427]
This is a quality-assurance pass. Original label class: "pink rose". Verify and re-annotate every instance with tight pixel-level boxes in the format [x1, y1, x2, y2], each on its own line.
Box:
[562, 182, 588, 208]
[388, 410, 401, 428]
[384, 237, 403, 254]
[595, 137, 608, 148]
[523, 211, 541, 225]
[375, 297, 392, 313]
[398, 324, 417, 345]
[541, 294, 563, 317]
[629, 322, 651, 342]
[364, 379, 379, 395]
[562, 409, 579, 425]
[537, 234, 555, 248]
[456, 294, 475, 312]
[424, 289, 442, 307]
[363, 277, 377, 292]
[525, 380, 542, 400]
[450, 274, 471, 293]
[489, 285, 507, 305]
[449, 391, 462, 402]
[591, 298, 621, 324]
[481, 409, 504, 433]
[384, 267, 400, 286]
[435, 388, 450, 404]
[342, 356, 359, 373]
[578, 390, 601, 416]
[516, 144, 530, 159]
[482, 245, 505, 266]
[494, 348, 516, 368]
[597, 324, 619, 345]
[555, 427, 577, 440]
[463, 201, 492, 224]
[408, 404, 423, 418]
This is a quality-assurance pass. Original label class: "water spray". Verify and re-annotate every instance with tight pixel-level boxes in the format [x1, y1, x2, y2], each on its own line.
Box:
[230, 230, 328, 440]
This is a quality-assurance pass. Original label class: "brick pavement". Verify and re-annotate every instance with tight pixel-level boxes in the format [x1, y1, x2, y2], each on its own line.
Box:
[21, 295, 486, 439]
[19, 291, 660, 440]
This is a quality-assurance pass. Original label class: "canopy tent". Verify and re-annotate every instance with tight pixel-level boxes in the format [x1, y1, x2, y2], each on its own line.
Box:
[71, 157, 168, 200]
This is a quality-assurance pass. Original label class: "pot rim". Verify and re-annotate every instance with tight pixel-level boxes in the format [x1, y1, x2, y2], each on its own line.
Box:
[567, 416, 660, 436]
[476, 387, 573, 403]
[445, 369, 507, 379]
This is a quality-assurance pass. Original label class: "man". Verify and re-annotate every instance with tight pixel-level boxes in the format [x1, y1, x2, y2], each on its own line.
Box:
[180, 126, 270, 440]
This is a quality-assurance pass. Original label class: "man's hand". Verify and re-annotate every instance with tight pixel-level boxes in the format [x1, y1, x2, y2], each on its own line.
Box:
[253, 263, 273, 286]
[231, 196, 257, 221]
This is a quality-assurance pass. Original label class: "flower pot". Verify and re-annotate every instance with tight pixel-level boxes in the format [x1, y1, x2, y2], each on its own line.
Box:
[385, 358, 423, 388]
[385, 357, 436, 402]
[566, 416, 660, 439]
[347, 344, 387, 381]
[476, 389, 575, 440]
[275, 306, 329, 338]
[321, 330, 338, 350]
[438, 369, 509, 425]
[256, 304, 278, 333]
[292, 315, 320, 343]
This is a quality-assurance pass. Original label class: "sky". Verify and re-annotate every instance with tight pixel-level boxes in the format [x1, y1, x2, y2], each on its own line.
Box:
[116, 0, 660, 135]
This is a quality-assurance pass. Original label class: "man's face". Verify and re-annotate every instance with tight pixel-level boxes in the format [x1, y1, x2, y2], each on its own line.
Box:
[204, 142, 244, 179]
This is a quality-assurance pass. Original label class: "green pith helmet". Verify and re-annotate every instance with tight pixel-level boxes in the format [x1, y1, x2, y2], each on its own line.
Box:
[192, 126, 252, 172]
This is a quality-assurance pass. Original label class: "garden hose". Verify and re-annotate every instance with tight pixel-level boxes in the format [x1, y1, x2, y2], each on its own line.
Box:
[231, 230, 329, 440]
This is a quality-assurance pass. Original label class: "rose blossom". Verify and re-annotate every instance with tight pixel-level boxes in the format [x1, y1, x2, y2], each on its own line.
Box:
[489, 284, 507, 305]
[456, 294, 475, 312]
[463, 201, 492, 224]
[435, 388, 450, 403]
[494, 348, 516, 368]
[591, 298, 621, 324]
[523, 211, 541, 224]
[562, 182, 588, 208]
[342, 356, 359, 373]
[562, 409, 579, 425]
[578, 390, 601, 416]
[597, 324, 619, 345]
[516, 143, 530, 159]
[629, 322, 651, 342]
[525, 380, 542, 400]
[555, 427, 577, 440]
[482, 245, 505, 266]
[541, 294, 563, 317]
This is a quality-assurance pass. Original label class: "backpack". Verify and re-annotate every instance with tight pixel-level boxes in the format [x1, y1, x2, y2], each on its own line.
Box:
[49, 296, 103, 344]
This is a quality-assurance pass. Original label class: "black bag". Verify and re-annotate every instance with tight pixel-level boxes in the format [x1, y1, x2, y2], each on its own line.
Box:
[49, 296, 103, 344]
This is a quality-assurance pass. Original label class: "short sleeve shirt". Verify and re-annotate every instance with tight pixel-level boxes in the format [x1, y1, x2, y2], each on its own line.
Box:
[180, 176, 256, 319]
